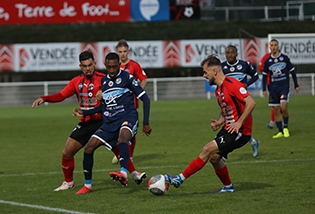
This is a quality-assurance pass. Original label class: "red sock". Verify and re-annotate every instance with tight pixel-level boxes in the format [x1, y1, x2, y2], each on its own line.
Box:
[129, 138, 136, 158]
[271, 108, 274, 122]
[62, 157, 74, 183]
[182, 156, 206, 179]
[215, 165, 232, 186]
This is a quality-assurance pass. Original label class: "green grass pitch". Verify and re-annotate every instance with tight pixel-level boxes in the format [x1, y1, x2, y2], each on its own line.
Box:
[0, 95, 314, 214]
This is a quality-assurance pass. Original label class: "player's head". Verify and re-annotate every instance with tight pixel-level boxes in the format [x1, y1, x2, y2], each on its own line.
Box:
[225, 45, 238, 64]
[269, 39, 279, 55]
[116, 39, 130, 64]
[105, 52, 121, 78]
[79, 51, 96, 79]
[201, 55, 223, 86]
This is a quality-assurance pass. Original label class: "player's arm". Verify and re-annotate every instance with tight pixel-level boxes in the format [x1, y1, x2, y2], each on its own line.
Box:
[246, 62, 259, 87]
[211, 113, 225, 131]
[32, 92, 66, 107]
[290, 68, 300, 92]
[73, 104, 102, 117]
[140, 78, 147, 89]
[138, 92, 152, 136]
[227, 95, 256, 133]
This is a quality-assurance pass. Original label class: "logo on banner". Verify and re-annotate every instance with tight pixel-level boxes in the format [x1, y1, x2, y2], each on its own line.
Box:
[19, 48, 29, 68]
[130, 0, 169, 21]
[185, 44, 196, 63]
[0, 45, 14, 71]
[102, 46, 111, 63]
[243, 39, 260, 65]
[81, 42, 98, 63]
[163, 41, 180, 67]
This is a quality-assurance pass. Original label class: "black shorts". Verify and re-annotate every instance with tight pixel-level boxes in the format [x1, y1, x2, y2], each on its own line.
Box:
[214, 128, 251, 159]
[69, 120, 103, 146]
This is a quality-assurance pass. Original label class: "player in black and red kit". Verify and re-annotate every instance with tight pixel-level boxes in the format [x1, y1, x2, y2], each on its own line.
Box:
[32, 51, 104, 191]
[165, 55, 256, 193]
[110, 39, 148, 164]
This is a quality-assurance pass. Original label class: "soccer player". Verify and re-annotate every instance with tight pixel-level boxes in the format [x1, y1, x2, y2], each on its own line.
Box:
[110, 39, 148, 164]
[221, 45, 260, 158]
[262, 39, 299, 138]
[165, 55, 256, 193]
[75, 52, 152, 194]
[259, 52, 275, 129]
[31, 51, 105, 191]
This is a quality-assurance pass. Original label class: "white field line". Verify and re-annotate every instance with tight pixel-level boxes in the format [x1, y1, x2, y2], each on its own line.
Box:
[0, 199, 96, 214]
[0, 158, 314, 178]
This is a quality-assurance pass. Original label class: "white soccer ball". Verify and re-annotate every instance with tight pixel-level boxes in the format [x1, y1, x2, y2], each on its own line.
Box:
[148, 174, 169, 196]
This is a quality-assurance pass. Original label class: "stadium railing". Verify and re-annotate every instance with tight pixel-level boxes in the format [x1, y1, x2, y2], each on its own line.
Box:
[0, 74, 314, 107]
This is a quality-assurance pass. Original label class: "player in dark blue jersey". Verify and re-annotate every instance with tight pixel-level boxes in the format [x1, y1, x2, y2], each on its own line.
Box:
[75, 52, 152, 194]
[262, 39, 299, 139]
[222, 45, 260, 158]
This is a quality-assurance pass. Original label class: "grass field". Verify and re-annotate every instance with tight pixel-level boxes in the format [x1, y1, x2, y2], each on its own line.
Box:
[0, 96, 314, 214]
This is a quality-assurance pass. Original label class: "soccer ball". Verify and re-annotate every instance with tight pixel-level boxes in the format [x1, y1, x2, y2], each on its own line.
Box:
[148, 174, 169, 196]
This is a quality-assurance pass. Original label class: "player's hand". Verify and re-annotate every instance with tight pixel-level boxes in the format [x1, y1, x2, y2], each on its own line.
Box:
[211, 119, 221, 131]
[227, 121, 241, 133]
[96, 90, 103, 100]
[295, 87, 300, 93]
[73, 108, 83, 117]
[142, 124, 152, 136]
[263, 91, 267, 97]
[32, 98, 44, 108]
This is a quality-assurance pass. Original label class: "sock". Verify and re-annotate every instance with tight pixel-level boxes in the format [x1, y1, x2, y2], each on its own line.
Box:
[128, 158, 136, 173]
[182, 156, 207, 179]
[62, 157, 74, 183]
[83, 152, 94, 181]
[215, 165, 232, 186]
[249, 137, 256, 145]
[129, 137, 136, 158]
[120, 167, 127, 177]
[276, 121, 283, 133]
[283, 116, 289, 128]
[270, 108, 275, 122]
[84, 180, 92, 189]
[118, 142, 130, 170]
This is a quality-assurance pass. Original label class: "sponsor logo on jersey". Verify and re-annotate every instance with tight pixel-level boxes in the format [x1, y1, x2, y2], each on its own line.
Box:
[239, 87, 247, 94]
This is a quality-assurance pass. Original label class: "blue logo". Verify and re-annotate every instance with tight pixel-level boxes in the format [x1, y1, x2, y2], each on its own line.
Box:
[130, 0, 170, 21]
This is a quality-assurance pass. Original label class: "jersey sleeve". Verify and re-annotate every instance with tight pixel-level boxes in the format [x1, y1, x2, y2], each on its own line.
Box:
[132, 61, 147, 82]
[59, 78, 77, 98]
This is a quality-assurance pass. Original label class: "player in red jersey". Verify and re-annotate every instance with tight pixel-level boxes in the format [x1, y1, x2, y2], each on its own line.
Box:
[259, 52, 275, 129]
[165, 55, 256, 193]
[32, 51, 104, 191]
[110, 39, 148, 164]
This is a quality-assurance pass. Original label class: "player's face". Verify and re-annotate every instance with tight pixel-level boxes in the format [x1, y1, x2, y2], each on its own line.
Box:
[80, 58, 96, 78]
[225, 47, 237, 64]
[269, 41, 279, 55]
[105, 59, 120, 78]
[203, 65, 216, 85]
[116, 46, 130, 64]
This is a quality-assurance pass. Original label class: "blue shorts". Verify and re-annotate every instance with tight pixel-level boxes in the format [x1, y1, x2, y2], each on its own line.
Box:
[214, 128, 250, 159]
[92, 114, 138, 150]
[268, 87, 290, 106]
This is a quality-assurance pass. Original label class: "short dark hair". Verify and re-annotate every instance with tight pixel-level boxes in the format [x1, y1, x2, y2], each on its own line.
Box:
[226, 45, 238, 52]
[79, 51, 94, 62]
[270, 39, 279, 44]
[201, 54, 221, 67]
[105, 52, 120, 62]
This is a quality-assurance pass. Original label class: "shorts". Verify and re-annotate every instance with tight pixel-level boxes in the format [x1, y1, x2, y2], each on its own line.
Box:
[70, 120, 103, 146]
[214, 128, 251, 159]
[268, 87, 290, 106]
[92, 115, 138, 150]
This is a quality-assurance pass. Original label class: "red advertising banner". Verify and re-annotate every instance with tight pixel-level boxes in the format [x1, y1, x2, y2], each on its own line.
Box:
[0, 0, 130, 25]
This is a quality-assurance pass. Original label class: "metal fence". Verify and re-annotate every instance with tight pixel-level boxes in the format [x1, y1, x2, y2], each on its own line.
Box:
[0, 74, 314, 108]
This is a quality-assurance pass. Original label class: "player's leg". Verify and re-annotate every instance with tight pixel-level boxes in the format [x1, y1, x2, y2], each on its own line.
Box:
[76, 136, 103, 194]
[280, 91, 290, 137]
[267, 108, 275, 129]
[249, 136, 260, 158]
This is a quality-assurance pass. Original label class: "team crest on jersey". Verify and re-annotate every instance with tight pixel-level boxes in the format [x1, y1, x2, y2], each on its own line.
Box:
[279, 57, 283, 61]
[230, 67, 235, 72]
[108, 81, 114, 87]
[88, 83, 94, 91]
[116, 78, 122, 85]
[132, 79, 139, 87]
[237, 65, 242, 70]
[78, 83, 83, 90]
[239, 87, 247, 94]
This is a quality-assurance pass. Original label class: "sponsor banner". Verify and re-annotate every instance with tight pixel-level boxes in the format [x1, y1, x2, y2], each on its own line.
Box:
[14, 43, 81, 71]
[98, 41, 164, 68]
[130, 0, 170, 21]
[181, 39, 240, 67]
[0, 0, 130, 25]
[170, 0, 200, 20]
[0, 45, 15, 71]
[268, 34, 315, 64]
